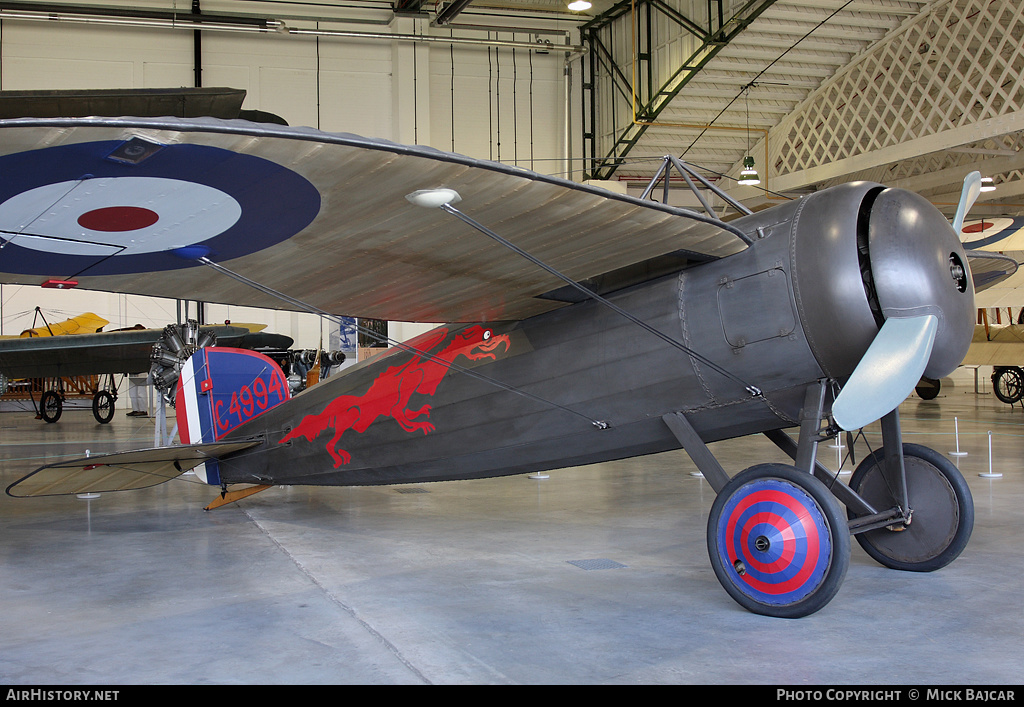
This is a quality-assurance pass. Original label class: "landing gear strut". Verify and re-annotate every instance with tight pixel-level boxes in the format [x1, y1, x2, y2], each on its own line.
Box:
[666, 379, 974, 617]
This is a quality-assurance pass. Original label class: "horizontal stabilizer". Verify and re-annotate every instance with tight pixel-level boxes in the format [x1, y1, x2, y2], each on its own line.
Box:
[6, 440, 261, 498]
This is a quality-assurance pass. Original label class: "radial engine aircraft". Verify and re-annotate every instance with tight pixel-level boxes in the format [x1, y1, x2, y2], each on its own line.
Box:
[0, 115, 1015, 618]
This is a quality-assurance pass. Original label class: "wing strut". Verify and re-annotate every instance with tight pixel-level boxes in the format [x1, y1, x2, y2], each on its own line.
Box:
[407, 190, 762, 397]
[193, 257, 610, 430]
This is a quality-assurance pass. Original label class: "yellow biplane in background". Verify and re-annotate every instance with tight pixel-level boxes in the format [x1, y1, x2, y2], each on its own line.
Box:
[0, 309, 293, 423]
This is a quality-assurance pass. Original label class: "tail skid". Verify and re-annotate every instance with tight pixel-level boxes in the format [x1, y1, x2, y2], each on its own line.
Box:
[204, 483, 272, 511]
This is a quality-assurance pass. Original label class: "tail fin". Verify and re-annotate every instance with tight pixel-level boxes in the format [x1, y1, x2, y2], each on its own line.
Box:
[175, 347, 290, 484]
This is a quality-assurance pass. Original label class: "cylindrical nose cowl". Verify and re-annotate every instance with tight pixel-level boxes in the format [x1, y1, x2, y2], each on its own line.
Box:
[790, 182, 975, 384]
[790, 182, 884, 381]
[866, 188, 975, 378]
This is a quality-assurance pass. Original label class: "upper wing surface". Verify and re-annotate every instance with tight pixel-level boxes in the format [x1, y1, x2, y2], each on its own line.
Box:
[0, 117, 747, 323]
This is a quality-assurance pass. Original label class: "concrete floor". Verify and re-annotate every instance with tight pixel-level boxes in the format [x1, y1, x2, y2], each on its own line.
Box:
[0, 380, 1021, 685]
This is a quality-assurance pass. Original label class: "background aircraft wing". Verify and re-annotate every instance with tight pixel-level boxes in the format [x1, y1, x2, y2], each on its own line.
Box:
[0, 324, 271, 378]
[0, 117, 748, 323]
[967, 250, 1019, 296]
[961, 217, 1024, 307]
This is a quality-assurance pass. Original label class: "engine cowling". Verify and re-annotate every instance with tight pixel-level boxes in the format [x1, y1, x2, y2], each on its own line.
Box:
[790, 182, 974, 387]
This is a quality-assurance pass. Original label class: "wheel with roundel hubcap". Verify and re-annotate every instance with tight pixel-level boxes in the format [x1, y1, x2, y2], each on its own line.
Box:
[707, 463, 850, 618]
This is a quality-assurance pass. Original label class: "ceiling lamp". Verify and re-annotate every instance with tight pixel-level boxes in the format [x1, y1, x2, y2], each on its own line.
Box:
[737, 85, 760, 186]
[567, 0, 592, 11]
[738, 156, 760, 186]
[980, 176, 996, 192]
[737, 82, 761, 185]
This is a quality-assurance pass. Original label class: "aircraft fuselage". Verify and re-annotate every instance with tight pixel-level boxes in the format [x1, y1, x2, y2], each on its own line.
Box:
[217, 180, 972, 488]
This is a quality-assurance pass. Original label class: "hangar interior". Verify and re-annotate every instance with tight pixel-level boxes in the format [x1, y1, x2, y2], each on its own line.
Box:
[1, 0, 1024, 685]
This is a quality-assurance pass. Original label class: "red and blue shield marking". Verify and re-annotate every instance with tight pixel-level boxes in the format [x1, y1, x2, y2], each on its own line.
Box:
[715, 479, 831, 606]
[0, 139, 320, 276]
[175, 347, 290, 484]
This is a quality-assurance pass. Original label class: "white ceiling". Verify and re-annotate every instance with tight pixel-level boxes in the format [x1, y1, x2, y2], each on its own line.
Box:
[5, 0, 1020, 218]
[470, 0, 1024, 218]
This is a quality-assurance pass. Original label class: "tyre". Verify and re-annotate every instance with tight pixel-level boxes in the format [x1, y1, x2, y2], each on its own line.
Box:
[39, 390, 62, 423]
[915, 377, 940, 400]
[707, 463, 850, 618]
[847, 443, 973, 572]
[992, 366, 1024, 404]
[92, 391, 116, 424]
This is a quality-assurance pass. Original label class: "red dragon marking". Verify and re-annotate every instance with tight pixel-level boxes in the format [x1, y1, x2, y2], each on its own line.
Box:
[278, 325, 511, 467]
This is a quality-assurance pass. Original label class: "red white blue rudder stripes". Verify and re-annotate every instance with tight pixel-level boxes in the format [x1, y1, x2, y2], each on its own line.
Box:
[175, 347, 290, 484]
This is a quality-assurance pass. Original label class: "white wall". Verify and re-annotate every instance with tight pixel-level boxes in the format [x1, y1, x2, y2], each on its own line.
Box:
[0, 6, 573, 349]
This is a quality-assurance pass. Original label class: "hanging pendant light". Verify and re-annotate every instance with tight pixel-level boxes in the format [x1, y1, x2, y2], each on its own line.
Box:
[738, 84, 761, 187]
[567, 0, 592, 10]
[980, 176, 996, 192]
[738, 155, 760, 186]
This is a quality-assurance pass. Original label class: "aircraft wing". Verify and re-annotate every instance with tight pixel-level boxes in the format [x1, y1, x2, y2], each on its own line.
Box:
[961, 217, 1024, 307]
[0, 117, 748, 324]
[967, 250, 1019, 295]
[6, 440, 262, 497]
[0, 324, 268, 378]
[962, 323, 1024, 367]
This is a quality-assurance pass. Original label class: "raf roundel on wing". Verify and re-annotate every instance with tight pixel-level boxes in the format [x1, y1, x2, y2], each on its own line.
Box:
[0, 139, 321, 275]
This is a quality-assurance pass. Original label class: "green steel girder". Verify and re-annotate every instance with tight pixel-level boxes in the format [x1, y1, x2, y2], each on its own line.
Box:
[581, 0, 778, 181]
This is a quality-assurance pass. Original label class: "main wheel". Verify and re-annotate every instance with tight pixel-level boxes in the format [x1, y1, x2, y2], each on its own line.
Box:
[992, 366, 1024, 404]
[92, 391, 115, 424]
[707, 464, 850, 618]
[39, 390, 62, 423]
[847, 443, 973, 572]
[915, 377, 940, 400]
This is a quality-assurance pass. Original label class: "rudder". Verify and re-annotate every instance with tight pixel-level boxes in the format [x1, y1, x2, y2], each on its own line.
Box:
[175, 347, 290, 484]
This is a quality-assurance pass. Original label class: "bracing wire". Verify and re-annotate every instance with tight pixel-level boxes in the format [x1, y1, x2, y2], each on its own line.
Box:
[195, 256, 610, 429]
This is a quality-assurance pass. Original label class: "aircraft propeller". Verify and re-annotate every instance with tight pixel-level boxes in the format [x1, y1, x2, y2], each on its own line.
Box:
[952, 171, 982, 235]
[831, 315, 938, 430]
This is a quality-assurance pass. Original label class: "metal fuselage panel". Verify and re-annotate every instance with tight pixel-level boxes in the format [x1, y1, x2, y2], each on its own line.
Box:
[216, 210, 829, 488]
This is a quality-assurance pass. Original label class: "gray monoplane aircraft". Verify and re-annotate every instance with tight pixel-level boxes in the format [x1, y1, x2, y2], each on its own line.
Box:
[0, 115, 1013, 617]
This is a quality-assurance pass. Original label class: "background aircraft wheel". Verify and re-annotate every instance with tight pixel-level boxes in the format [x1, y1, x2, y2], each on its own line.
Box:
[707, 463, 850, 618]
[92, 391, 115, 424]
[39, 390, 62, 423]
[847, 443, 973, 572]
[915, 377, 940, 400]
[992, 366, 1024, 404]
